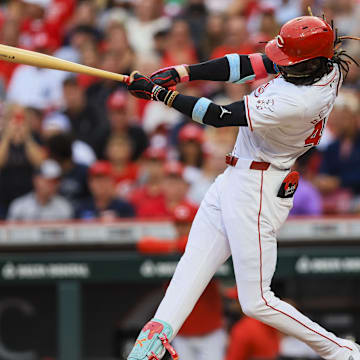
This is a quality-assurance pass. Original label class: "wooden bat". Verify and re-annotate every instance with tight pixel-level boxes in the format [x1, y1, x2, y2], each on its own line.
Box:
[0, 43, 129, 83]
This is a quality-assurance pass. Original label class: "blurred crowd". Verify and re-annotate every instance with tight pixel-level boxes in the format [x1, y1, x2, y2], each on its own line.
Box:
[0, 0, 360, 221]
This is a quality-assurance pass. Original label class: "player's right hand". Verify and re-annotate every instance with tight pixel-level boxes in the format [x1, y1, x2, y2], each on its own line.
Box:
[127, 71, 156, 100]
[150, 64, 189, 88]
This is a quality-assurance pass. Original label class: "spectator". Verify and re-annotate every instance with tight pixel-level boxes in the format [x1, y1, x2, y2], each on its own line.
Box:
[204, 124, 238, 155]
[162, 160, 194, 213]
[290, 150, 322, 216]
[58, 25, 100, 66]
[42, 112, 96, 166]
[161, 18, 198, 68]
[205, 0, 233, 14]
[258, 7, 280, 39]
[327, 0, 360, 58]
[76, 40, 100, 89]
[61, 77, 108, 157]
[131, 160, 192, 218]
[8, 7, 65, 110]
[19, 0, 55, 51]
[105, 90, 148, 160]
[20, 0, 74, 50]
[25, 106, 44, 138]
[103, 22, 131, 56]
[102, 23, 135, 81]
[45, 0, 75, 46]
[142, 96, 182, 139]
[226, 0, 258, 17]
[188, 143, 227, 204]
[341, 62, 360, 90]
[86, 50, 132, 116]
[153, 28, 170, 58]
[46, 133, 90, 205]
[0, 105, 45, 217]
[126, 0, 171, 58]
[130, 147, 167, 218]
[138, 202, 226, 360]
[201, 13, 226, 60]
[0, 19, 20, 87]
[75, 160, 135, 220]
[315, 90, 360, 213]
[143, 87, 201, 150]
[97, 2, 129, 31]
[181, 0, 208, 60]
[211, 16, 255, 59]
[67, 0, 97, 29]
[105, 134, 139, 199]
[273, 0, 302, 25]
[7, 159, 73, 221]
[225, 287, 280, 360]
[177, 123, 205, 184]
[7, 46, 64, 110]
[248, 6, 280, 49]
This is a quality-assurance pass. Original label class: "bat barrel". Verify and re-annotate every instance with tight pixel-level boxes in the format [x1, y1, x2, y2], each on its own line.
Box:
[0, 44, 129, 83]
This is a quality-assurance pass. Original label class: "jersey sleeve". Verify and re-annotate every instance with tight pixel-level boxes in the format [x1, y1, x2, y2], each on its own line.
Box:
[244, 86, 305, 131]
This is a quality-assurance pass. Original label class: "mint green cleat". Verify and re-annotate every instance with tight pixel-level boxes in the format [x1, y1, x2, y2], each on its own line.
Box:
[127, 319, 178, 360]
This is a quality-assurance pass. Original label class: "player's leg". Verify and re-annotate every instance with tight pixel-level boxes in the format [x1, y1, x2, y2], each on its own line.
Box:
[128, 173, 231, 360]
[154, 174, 231, 333]
[220, 167, 358, 360]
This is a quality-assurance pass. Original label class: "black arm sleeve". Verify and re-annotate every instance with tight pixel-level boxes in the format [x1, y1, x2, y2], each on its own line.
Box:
[203, 101, 247, 127]
[171, 94, 198, 117]
[167, 93, 247, 127]
[189, 57, 230, 81]
[189, 54, 276, 82]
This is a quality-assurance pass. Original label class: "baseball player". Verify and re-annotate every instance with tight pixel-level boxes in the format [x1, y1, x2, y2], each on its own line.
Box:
[127, 16, 360, 360]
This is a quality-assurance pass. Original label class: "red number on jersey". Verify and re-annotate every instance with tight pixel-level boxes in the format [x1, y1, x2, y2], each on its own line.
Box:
[305, 119, 325, 146]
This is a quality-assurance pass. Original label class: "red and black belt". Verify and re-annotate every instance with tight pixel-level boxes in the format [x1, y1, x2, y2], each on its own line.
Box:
[225, 154, 270, 171]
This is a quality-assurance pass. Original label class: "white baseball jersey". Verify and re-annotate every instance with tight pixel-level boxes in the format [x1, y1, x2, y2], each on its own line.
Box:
[234, 64, 342, 169]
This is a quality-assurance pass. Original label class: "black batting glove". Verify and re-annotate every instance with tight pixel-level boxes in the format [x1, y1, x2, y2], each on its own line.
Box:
[150, 65, 190, 88]
[151, 67, 180, 88]
[127, 71, 156, 100]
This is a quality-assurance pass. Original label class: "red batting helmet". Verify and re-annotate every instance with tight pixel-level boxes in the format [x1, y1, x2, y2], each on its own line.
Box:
[265, 16, 335, 66]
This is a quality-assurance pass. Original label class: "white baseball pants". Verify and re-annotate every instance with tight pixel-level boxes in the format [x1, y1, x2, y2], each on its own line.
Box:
[155, 162, 355, 360]
[172, 328, 226, 360]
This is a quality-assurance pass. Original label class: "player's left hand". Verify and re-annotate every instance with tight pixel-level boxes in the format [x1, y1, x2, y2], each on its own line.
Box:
[127, 71, 156, 100]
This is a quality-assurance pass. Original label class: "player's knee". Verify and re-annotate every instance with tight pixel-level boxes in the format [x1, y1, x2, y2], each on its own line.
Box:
[240, 300, 265, 319]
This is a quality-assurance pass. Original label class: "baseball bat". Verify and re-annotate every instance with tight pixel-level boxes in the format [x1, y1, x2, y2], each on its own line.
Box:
[0, 43, 129, 83]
